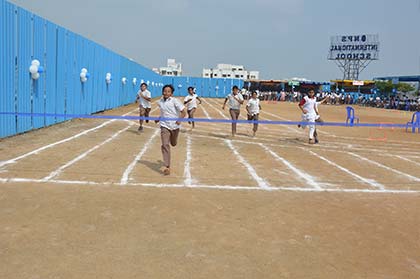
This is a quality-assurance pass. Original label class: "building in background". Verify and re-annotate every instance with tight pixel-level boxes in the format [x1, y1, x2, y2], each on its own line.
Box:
[203, 64, 259, 80]
[155, 58, 182, 76]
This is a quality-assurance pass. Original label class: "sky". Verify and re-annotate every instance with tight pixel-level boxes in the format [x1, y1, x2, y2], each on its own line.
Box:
[9, 0, 420, 81]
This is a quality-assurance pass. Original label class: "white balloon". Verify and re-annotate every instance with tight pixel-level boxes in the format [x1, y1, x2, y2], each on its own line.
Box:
[122, 77, 127, 84]
[29, 65, 38, 74]
[152, 82, 155, 86]
[106, 73, 111, 78]
[141, 79, 144, 84]
[81, 77, 87, 83]
[31, 59, 40, 67]
[81, 68, 88, 73]
[80, 72, 86, 79]
[32, 72, 40, 80]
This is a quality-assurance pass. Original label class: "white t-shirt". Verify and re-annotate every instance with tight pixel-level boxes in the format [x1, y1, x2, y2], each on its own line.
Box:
[247, 98, 260, 115]
[184, 94, 198, 111]
[158, 97, 185, 130]
[299, 96, 317, 116]
[137, 90, 151, 108]
[226, 93, 244, 110]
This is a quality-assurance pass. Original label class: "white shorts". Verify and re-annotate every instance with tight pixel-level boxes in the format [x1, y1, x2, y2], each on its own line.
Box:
[301, 114, 316, 129]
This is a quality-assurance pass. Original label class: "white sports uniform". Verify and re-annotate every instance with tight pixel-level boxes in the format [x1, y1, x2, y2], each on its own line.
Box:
[299, 96, 317, 139]
[184, 94, 198, 111]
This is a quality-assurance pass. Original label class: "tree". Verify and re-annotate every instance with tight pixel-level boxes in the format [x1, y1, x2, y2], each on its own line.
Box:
[397, 82, 415, 93]
[375, 80, 394, 93]
[375, 81, 415, 94]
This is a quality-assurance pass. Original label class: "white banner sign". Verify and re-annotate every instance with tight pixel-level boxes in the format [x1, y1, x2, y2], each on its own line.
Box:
[328, 34, 379, 61]
[352, 80, 364, 86]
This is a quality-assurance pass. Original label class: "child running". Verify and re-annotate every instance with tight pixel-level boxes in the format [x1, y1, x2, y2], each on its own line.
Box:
[135, 82, 152, 132]
[222, 85, 244, 137]
[155, 84, 186, 175]
[184, 86, 202, 129]
[246, 91, 261, 137]
[298, 89, 318, 144]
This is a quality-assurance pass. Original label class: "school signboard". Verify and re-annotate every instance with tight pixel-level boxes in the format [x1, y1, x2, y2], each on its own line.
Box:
[328, 34, 379, 61]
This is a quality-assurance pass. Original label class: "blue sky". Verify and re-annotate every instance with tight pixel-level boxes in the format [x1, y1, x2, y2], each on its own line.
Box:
[10, 0, 420, 81]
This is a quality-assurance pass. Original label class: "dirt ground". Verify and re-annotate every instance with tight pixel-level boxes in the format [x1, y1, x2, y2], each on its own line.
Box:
[1, 99, 420, 278]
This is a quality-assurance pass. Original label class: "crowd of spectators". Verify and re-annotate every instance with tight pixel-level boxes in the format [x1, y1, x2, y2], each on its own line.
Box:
[241, 89, 420, 112]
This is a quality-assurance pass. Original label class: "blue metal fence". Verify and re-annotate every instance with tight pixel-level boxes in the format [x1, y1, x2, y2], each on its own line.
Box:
[0, 0, 243, 138]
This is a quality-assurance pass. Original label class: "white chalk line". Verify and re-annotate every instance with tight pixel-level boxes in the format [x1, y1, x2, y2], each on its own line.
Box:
[202, 99, 229, 120]
[199, 104, 420, 155]
[308, 150, 385, 190]
[1, 177, 420, 194]
[200, 103, 212, 119]
[258, 104, 420, 147]
[120, 129, 160, 185]
[225, 139, 270, 190]
[259, 110, 302, 133]
[205, 99, 278, 136]
[191, 101, 221, 128]
[2, 100, 418, 193]
[199, 101, 419, 155]
[347, 152, 420, 182]
[183, 135, 194, 187]
[0, 108, 138, 169]
[42, 123, 134, 181]
[191, 123, 420, 158]
[175, 128, 420, 186]
[259, 143, 322, 190]
[395, 155, 420, 167]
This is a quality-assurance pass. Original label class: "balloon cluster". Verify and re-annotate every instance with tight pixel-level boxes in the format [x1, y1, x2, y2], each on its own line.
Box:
[80, 68, 90, 83]
[29, 60, 44, 80]
[121, 77, 127, 85]
[106, 73, 112, 84]
[132, 78, 137, 86]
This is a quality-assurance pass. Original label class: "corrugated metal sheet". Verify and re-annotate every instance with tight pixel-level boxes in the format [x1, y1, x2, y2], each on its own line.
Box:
[1, 0, 246, 138]
[32, 14, 46, 129]
[0, 0, 16, 137]
[16, 7, 32, 133]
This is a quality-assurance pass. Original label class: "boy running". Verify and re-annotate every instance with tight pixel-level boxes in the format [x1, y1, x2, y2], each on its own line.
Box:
[135, 82, 152, 132]
[246, 91, 261, 137]
[222, 85, 244, 137]
[184, 86, 202, 129]
[155, 85, 186, 176]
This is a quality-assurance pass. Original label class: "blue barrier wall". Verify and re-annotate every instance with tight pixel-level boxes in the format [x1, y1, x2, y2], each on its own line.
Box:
[0, 0, 243, 138]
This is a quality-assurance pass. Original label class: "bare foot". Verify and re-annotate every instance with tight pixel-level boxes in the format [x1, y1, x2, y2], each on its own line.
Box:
[163, 167, 170, 176]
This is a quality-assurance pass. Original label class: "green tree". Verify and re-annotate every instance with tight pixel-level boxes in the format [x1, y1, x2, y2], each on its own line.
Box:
[396, 82, 415, 93]
[375, 81, 415, 94]
[375, 80, 394, 93]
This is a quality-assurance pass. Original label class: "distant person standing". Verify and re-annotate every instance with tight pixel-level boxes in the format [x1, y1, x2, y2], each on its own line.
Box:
[246, 91, 261, 137]
[156, 85, 186, 175]
[222, 85, 244, 137]
[298, 89, 318, 144]
[135, 82, 152, 132]
[184, 87, 202, 129]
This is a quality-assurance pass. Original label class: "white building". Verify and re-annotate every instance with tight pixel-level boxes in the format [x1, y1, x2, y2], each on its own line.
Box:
[202, 64, 259, 80]
[157, 58, 182, 76]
